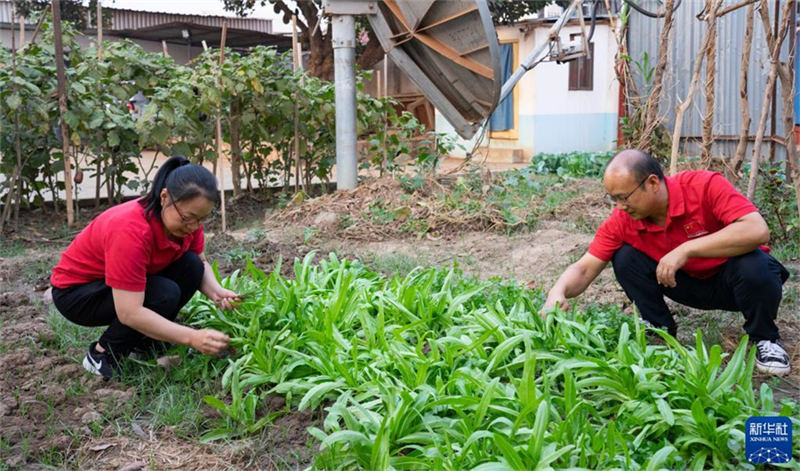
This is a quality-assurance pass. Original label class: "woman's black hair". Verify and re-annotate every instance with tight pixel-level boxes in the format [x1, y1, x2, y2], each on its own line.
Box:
[139, 155, 219, 219]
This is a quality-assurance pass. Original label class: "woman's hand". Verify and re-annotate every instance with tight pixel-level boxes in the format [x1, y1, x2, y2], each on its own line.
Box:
[207, 287, 241, 310]
[190, 328, 231, 354]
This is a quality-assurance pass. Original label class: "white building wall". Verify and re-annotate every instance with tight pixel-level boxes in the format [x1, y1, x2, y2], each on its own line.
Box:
[437, 21, 620, 159]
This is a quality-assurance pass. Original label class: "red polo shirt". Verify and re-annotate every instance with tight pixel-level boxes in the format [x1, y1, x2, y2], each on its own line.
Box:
[51, 199, 204, 291]
[588, 171, 761, 279]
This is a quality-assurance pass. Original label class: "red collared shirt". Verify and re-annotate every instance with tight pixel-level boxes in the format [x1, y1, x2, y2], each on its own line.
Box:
[51, 199, 204, 291]
[588, 171, 761, 279]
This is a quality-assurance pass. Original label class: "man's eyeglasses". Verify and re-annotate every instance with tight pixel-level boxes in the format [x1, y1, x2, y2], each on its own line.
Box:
[604, 176, 649, 205]
[168, 193, 212, 226]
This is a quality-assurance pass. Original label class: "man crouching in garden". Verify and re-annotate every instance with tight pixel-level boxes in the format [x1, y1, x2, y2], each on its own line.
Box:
[542, 149, 791, 376]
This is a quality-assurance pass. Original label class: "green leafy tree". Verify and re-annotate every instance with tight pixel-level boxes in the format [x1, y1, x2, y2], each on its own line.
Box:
[489, 0, 570, 25]
[12, 0, 111, 29]
[221, 0, 384, 80]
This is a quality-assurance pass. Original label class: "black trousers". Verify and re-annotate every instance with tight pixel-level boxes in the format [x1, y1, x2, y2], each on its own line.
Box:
[52, 251, 204, 358]
[611, 245, 789, 342]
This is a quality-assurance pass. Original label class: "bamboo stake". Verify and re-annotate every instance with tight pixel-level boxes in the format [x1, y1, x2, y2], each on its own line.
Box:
[95, 0, 103, 207]
[96, 0, 102, 59]
[19, 12, 25, 46]
[292, 15, 302, 193]
[52, 0, 74, 226]
[26, 3, 50, 48]
[382, 58, 389, 173]
[728, 2, 755, 178]
[1, 8, 22, 231]
[216, 22, 228, 232]
[746, 0, 792, 200]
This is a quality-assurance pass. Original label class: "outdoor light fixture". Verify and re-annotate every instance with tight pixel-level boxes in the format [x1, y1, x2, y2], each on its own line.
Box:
[181, 28, 190, 39]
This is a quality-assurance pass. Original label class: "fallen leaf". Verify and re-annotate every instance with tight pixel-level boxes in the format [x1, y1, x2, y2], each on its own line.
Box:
[118, 461, 146, 471]
[89, 443, 114, 452]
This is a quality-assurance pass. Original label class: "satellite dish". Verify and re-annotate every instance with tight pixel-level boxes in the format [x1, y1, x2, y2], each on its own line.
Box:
[367, 1, 501, 139]
[323, 0, 584, 190]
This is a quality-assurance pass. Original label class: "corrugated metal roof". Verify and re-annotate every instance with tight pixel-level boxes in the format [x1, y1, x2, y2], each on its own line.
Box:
[108, 8, 272, 34]
[0, 0, 272, 34]
[0, 1, 36, 24]
[628, 0, 792, 159]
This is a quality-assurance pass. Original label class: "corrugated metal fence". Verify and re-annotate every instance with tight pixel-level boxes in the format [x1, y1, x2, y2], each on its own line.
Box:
[628, 0, 793, 161]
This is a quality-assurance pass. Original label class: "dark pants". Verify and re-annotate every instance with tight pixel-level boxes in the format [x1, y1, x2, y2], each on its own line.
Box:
[611, 245, 789, 342]
[52, 251, 204, 358]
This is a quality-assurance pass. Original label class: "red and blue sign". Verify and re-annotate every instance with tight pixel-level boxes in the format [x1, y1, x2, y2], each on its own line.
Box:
[746, 416, 793, 464]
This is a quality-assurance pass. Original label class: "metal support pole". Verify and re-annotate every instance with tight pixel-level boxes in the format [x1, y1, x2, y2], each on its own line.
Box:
[498, 0, 581, 105]
[332, 14, 357, 190]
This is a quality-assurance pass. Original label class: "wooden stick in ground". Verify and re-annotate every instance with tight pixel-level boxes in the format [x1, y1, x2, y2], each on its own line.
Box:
[699, 0, 720, 167]
[95, 0, 103, 207]
[669, 0, 721, 175]
[728, 2, 755, 179]
[1, 8, 21, 231]
[19, 12, 25, 46]
[52, 0, 74, 226]
[216, 21, 228, 232]
[96, 0, 102, 59]
[637, 0, 676, 154]
[25, 3, 50, 48]
[161, 40, 169, 57]
[292, 14, 302, 193]
[746, 0, 792, 200]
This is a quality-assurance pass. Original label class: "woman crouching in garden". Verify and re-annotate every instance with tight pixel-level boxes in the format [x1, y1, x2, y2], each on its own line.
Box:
[50, 155, 238, 380]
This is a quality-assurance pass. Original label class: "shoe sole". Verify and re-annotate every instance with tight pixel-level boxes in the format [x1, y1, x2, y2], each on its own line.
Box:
[755, 361, 791, 376]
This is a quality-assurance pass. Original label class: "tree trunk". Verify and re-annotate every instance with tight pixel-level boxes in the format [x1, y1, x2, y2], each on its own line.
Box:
[746, 0, 792, 200]
[700, 2, 719, 167]
[728, 2, 755, 180]
[669, 0, 721, 176]
[52, 0, 75, 226]
[637, 0, 676, 154]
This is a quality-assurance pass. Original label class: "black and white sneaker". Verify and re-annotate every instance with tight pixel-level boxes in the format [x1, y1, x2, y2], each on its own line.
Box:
[755, 340, 791, 376]
[82, 342, 120, 380]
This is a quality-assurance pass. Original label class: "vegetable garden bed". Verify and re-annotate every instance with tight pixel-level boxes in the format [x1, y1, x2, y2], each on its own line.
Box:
[185, 253, 800, 470]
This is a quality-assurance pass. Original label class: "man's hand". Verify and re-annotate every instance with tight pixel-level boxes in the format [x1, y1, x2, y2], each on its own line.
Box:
[190, 328, 231, 354]
[656, 245, 689, 288]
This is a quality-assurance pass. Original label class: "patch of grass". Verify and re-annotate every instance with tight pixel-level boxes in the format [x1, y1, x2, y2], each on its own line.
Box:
[19, 255, 58, 284]
[360, 251, 432, 276]
[47, 308, 104, 354]
[220, 247, 262, 266]
[246, 228, 268, 243]
[119, 349, 229, 439]
[0, 239, 26, 257]
[771, 240, 800, 263]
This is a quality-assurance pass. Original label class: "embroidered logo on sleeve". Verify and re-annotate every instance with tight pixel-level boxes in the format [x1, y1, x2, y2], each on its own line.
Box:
[683, 221, 709, 238]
